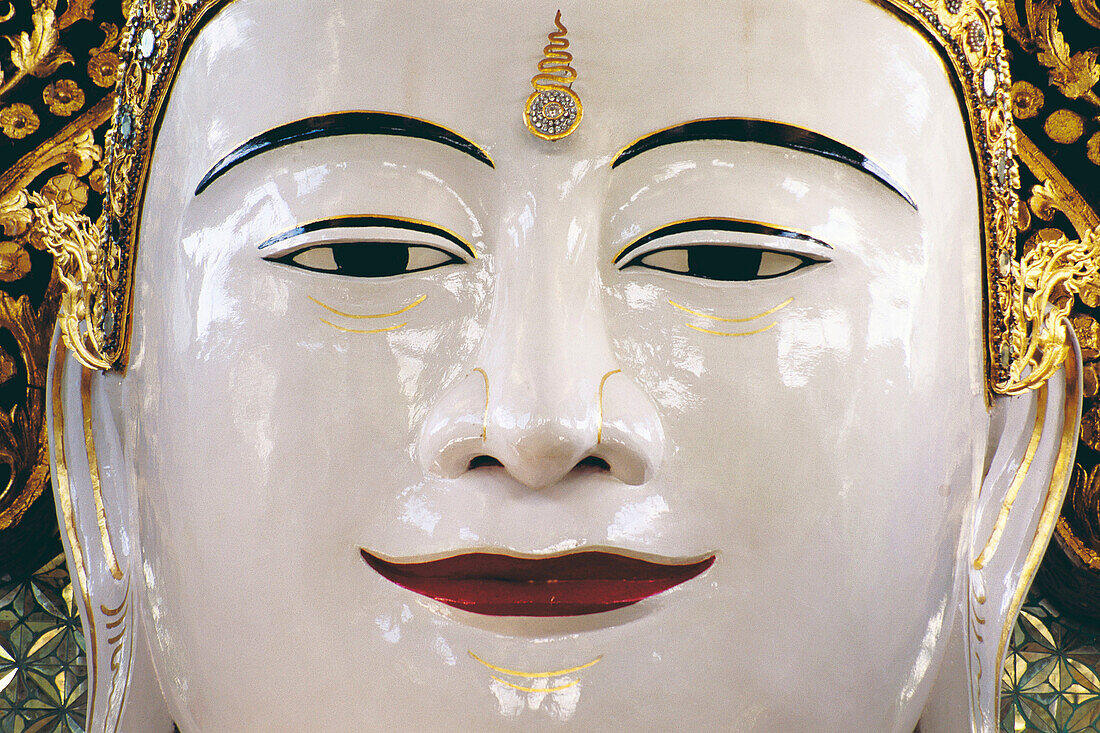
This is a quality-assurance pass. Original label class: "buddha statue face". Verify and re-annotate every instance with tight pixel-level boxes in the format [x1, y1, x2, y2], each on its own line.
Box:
[45, 0, 1084, 731]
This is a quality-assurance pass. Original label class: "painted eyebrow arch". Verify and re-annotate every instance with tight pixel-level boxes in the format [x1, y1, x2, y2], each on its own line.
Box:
[611, 118, 916, 210]
[612, 217, 832, 265]
[257, 215, 477, 260]
[195, 111, 495, 196]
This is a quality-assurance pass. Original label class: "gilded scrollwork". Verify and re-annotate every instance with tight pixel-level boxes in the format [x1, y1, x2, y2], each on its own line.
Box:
[0, 0, 118, 540]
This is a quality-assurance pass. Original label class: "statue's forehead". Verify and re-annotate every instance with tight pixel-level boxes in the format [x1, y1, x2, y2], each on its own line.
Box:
[165, 0, 965, 206]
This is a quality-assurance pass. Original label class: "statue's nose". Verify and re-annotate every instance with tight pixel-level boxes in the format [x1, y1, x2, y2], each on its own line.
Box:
[418, 238, 664, 490]
[419, 363, 664, 490]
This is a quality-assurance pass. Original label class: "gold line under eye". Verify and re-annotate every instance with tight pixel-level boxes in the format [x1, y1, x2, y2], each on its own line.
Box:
[686, 321, 777, 337]
[674, 297, 792, 337]
[320, 319, 406, 334]
[669, 296, 793, 323]
[308, 294, 426, 319]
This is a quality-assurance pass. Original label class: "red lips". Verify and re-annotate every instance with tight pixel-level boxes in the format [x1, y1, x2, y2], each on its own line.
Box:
[361, 549, 715, 616]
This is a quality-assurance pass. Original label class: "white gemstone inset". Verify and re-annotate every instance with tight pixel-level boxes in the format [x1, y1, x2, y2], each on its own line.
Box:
[527, 89, 579, 138]
[139, 27, 155, 58]
[982, 66, 996, 98]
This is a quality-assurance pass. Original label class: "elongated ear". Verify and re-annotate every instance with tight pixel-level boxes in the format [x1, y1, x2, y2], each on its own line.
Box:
[966, 324, 1083, 732]
[47, 332, 174, 733]
[920, 326, 1082, 733]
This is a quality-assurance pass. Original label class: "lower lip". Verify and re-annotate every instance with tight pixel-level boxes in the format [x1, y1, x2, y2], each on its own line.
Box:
[361, 550, 715, 616]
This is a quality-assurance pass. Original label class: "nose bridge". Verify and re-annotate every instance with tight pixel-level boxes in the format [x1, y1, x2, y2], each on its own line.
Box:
[417, 170, 665, 490]
[483, 202, 611, 440]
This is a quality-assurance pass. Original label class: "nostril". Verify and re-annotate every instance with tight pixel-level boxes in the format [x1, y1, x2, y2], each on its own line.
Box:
[468, 455, 504, 470]
[576, 455, 611, 471]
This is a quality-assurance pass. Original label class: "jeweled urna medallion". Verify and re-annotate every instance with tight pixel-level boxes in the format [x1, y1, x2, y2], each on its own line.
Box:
[524, 10, 582, 141]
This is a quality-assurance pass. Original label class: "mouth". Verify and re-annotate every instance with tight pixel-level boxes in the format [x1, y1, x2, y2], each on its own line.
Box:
[361, 549, 715, 616]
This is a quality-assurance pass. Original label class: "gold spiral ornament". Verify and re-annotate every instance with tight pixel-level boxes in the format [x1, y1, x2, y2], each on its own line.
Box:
[524, 10, 582, 141]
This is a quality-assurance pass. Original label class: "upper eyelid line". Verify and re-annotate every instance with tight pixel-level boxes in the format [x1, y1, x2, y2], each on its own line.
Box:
[612, 217, 832, 265]
[308, 294, 427, 319]
[258, 215, 478, 260]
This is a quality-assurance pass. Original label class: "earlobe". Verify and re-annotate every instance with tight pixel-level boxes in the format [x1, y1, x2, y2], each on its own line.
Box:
[47, 334, 173, 733]
[965, 323, 1084, 732]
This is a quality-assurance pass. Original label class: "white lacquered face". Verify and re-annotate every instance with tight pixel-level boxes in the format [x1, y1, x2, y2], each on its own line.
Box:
[114, 0, 988, 729]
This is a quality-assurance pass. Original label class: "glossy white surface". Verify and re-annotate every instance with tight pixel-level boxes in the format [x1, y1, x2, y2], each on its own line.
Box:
[45, 1, 1083, 731]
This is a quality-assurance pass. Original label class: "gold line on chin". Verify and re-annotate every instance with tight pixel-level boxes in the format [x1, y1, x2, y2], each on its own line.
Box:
[308, 294, 426, 319]
[670, 296, 793, 323]
[489, 675, 581, 693]
[469, 650, 602, 678]
[320, 319, 406, 334]
[687, 321, 777, 337]
[80, 369, 124, 581]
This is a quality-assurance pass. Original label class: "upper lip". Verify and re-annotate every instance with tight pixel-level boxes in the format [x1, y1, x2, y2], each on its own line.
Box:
[361, 548, 716, 617]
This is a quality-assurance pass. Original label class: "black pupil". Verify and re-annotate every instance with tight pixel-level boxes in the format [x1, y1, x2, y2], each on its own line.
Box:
[687, 245, 764, 280]
[333, 243, 410, 277]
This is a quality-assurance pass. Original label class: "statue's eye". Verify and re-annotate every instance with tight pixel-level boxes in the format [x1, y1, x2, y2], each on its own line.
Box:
[624, 245, 813, 281]
[261, 217, 476, 278]
[614, 219, 830, 281]
[269, 242, 461, 278]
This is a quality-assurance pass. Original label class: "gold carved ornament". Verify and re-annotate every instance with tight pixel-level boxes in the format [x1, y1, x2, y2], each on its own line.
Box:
[0, 0, 121, 534]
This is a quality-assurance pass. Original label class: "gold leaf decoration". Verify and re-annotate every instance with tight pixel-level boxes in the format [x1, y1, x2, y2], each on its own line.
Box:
[1035, 0, 1100, 106]
[1012, 79, 1046, 118]
[86, 22, 119, 88]
[56, 0, 94, 30]
[0, 102, 38, 139]
[3, 1, 74, 94]
[0, 189, 32, 238]
[1044, 108, 1086, 143]
[42, 78, 83, 116]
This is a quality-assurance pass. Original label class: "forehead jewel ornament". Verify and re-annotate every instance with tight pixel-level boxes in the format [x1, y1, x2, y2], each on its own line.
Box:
[524, 10, 582, 141]
[29, 0, 1100, 396]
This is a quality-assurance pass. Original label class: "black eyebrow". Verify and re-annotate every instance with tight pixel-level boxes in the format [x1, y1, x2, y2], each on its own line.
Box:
[612, 118, 916, 210]
[612, 217, 831, 265]
[257, 215, 477, 260]
[195, 111, 495, 195]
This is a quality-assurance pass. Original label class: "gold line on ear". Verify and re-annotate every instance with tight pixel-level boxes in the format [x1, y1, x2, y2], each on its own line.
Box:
[994, 335, 1081, 693]
[81, 368, 124, 581]
[973, 387, 1048, 570]
[51, 344, 99, 725]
